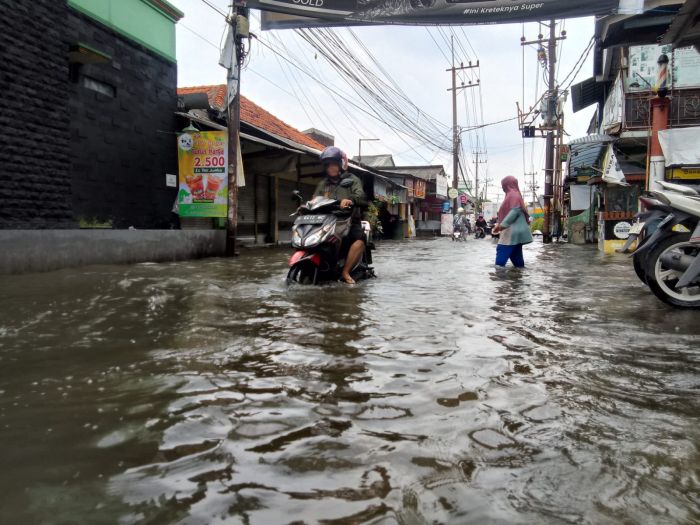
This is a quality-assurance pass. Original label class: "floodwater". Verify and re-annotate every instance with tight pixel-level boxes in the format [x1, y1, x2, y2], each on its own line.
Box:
[0, 239, 698, 525]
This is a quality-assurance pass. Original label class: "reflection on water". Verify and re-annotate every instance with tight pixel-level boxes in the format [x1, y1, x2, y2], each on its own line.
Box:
[0, 240, 698, 524]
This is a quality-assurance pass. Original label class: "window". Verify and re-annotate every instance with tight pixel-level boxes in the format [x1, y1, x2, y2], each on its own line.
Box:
[82, 76, 116, 98]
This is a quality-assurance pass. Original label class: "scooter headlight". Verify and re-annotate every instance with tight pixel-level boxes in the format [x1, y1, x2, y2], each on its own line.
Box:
[303, 224, 334, 247]
[292, 230, 302, 247]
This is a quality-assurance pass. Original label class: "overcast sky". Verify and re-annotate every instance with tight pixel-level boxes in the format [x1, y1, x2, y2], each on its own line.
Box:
[170, 0, 597, 200]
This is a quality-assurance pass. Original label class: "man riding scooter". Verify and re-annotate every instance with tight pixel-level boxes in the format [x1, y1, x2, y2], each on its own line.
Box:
[313, 147, 368, 284]
[453, 207, 469, 240]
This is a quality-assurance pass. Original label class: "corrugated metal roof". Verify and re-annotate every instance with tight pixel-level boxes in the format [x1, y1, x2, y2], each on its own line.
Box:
[351, 154, 396, 168]
[383, 165, 446, 181]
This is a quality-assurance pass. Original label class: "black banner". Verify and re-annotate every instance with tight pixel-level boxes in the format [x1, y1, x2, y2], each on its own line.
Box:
[256, 0, 622, 30]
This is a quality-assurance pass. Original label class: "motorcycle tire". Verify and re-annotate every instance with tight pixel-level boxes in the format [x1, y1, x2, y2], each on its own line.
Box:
[632, 253, 649, 284]
[645, 232, 700, 309]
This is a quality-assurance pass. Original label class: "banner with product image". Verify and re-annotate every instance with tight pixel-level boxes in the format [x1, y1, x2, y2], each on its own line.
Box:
[177, 131, 228, 218]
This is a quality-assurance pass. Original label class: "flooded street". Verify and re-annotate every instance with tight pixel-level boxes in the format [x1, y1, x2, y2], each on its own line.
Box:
[1, 238, 698, 525]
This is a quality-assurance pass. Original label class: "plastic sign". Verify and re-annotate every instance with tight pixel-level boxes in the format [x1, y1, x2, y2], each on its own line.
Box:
[177, 131, 228, 218]
[448, 188, 459, 199]
[258, 0, 622, 29]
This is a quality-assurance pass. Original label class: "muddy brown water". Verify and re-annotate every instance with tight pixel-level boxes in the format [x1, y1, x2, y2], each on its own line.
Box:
[0, 239, 698, 524]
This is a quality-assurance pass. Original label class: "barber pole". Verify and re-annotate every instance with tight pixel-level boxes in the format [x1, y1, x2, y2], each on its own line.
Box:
[648, 54, 671, 193]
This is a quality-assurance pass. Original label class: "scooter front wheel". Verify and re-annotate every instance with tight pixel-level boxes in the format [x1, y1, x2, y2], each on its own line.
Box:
[645, 233, 700, 308]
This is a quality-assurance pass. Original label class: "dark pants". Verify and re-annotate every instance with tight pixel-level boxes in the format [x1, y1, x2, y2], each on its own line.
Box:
[496, 244, 525, 268]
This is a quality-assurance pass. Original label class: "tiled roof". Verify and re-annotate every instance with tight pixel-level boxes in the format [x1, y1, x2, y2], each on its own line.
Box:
[177, 84, 325, 151]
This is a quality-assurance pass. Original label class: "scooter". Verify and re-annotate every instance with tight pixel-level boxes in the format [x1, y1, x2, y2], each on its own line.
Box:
[618, 194, 672, 284]
[287, 192, 375, 285]
[452, 226, 468, 242]
[627, 181, 700, 308]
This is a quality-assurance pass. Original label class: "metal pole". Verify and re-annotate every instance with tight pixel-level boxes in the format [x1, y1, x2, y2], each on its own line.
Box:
[475, 151, 480, 213]
[451, 36, 459, 212]
[225, 7, 242, 256]
[543, 19, 557, 244]
[358, 138, 361, 164]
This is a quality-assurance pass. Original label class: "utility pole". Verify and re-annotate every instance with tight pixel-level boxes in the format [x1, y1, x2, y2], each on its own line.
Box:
[520, 21, 565, 244]
[223, 5, 248, 256]
[543, 19, 557, 243]
[473, 151, 487, 213]
[525, 171, 538, 206]
[447, 35, 479, 212]
[358, 137, 379, 164]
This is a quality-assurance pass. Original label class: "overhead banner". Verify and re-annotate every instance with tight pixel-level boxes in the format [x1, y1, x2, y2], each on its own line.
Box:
[258, 0, 623, 30]
[177, 131, 228, 218]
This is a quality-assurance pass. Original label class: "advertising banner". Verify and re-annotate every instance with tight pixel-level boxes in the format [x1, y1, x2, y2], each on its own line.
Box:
[258, 0, 622, 30]
[414, 179, 427, 199]
[627, 45, 700, 92]
[177, 131, 228, 218]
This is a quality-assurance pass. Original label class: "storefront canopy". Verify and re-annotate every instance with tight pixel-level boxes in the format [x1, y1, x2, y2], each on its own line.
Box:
[658, 126, 700, 166]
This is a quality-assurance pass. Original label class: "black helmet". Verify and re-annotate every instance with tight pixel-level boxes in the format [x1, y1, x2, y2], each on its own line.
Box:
[320, 146, 346, 169]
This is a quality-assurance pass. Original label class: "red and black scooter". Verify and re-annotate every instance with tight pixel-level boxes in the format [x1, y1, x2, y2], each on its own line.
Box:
[287, 192, 375, 285]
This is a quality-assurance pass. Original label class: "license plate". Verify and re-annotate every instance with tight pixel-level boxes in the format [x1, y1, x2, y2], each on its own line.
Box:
[628, 222, 644, 235]
[296, 215, 325, 225]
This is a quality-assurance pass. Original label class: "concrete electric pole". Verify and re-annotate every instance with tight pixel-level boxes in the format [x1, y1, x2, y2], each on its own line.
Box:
[223, 5, 248, 256]
[448, 35, 479, 212]
[520, 20, 565, 244]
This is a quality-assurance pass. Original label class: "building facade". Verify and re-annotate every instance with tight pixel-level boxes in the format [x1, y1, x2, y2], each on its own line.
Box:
[0, 0, 183, 229]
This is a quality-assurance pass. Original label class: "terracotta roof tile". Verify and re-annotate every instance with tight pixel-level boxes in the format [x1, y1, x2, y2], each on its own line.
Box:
[177, 84, 325, 151]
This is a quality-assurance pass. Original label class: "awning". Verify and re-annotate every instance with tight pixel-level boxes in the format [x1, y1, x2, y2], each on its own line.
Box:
[661, 0, 700, 50]
[658, 127, 700, 166]
[568, 136, 613, 178]
[571, 77, 606, 113]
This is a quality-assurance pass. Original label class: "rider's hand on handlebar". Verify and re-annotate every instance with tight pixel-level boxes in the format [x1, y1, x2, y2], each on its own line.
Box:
[340, 199, 353, 209]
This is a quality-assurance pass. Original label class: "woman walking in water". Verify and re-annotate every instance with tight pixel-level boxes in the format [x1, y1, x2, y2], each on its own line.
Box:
[492, 176, 533, 268]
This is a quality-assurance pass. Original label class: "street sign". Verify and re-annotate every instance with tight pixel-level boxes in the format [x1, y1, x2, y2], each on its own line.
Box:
[448, 188, 459, 199]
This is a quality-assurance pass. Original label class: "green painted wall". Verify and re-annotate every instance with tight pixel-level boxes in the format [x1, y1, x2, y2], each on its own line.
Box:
[67, 0, 182, 62]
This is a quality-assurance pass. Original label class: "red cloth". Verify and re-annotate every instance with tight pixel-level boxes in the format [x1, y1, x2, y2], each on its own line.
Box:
[497, 176, 530, 223]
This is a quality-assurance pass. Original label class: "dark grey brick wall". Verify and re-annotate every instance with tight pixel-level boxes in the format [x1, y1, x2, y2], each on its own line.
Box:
[0, 1, 178, 229]
[67, 10, 178, 229]
[0, 0, 73, 228]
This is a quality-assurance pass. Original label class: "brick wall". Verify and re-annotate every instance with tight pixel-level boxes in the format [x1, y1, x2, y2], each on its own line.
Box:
[0, 0, 73, 228]
[67, 10, 179, 229]
[0, 1, 178, 229]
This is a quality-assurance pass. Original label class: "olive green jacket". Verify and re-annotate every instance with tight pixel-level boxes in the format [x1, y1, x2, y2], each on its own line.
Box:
[313, 173, 368, 221]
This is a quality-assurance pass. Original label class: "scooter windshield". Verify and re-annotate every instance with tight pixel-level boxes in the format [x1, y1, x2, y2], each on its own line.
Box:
[303, 196, 338, 211]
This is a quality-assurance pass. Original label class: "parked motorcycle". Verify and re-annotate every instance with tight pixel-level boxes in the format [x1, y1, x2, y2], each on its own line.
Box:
[287, 192, 375, 285]
[627, 181, 700, 308]
[619, 194, 672, 284]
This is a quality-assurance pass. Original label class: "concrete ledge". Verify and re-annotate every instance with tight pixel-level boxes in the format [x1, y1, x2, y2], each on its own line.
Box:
[0, 230, 225, 275]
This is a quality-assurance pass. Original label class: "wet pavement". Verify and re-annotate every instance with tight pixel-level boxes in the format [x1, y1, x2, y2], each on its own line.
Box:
[0, 238, 698, 525]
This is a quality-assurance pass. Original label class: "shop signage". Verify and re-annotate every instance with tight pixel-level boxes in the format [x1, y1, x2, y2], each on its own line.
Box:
[414, 179, 426, 199]
[602, 72, 624, 132]
[177, 131, 228, 218]
[258, 0, 624, 29]
[627, 44, 700, 91]
[448, 188, 459, 199]
[613, 221, 632, 239]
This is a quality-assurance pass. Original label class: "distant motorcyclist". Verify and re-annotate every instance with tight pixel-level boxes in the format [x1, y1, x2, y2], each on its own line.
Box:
[475, 214, 488, 230]
[453, 207, 468, 234]
[313, 146, 367, 284]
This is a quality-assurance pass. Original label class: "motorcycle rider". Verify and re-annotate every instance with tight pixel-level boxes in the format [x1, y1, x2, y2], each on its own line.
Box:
[474, 214, 488, 237]
[453, 207, 468, 236]
[313, 146, 368, 284]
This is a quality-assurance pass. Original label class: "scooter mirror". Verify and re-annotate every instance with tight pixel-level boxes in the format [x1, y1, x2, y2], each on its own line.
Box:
[292, 190, 303, 202]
